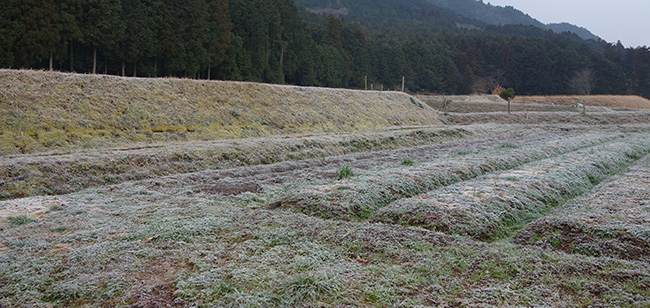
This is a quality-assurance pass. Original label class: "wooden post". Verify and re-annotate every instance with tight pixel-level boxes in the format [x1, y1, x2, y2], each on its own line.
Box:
[402, 76, 405, 92]
[442, 94, 447, 112]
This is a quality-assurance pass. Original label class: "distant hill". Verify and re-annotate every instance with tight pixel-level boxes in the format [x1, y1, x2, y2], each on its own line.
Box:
[424, 0, 544, 27]
[547, 23, 600, 41]
[294, 0, 480, 30]
[424, 0, 600, 41]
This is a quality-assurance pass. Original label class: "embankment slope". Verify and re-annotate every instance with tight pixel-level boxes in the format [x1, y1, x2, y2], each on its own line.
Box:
[0, 70, 440, 154]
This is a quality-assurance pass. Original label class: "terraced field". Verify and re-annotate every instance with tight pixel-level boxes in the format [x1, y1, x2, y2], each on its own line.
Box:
[2, 122, 650, 307]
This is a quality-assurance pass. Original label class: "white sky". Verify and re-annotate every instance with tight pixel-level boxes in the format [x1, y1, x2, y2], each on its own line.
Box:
[486, 0, 649, 48]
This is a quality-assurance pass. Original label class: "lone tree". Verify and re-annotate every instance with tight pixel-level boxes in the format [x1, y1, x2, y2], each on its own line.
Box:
[569, 68, 595, 95]
[499, 88, 515, 114]
[569, 68, 594, 115]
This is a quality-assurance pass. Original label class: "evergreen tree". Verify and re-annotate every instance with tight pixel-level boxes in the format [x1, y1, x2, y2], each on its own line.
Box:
[207, 0, 233, 80]
[0, 0, 18, 67]
[119, 0, 159, 76]
[13, 0, 62, 69]
[82, 0, 125, 74]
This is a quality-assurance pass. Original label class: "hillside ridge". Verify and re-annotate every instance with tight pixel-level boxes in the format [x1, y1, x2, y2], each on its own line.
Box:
[0, 69, 441, 154]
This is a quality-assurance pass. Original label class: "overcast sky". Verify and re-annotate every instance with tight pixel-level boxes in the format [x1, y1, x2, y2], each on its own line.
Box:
[485, 0, 649, 48]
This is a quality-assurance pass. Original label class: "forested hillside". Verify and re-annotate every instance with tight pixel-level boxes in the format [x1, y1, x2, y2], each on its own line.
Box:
[0, 0, 648, 98]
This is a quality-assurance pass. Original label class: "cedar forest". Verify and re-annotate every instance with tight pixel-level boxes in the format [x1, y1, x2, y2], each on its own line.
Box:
[1, 0, 649, 98]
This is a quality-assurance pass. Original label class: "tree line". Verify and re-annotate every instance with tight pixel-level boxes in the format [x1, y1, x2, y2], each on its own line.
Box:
[0, 0, 648, 98]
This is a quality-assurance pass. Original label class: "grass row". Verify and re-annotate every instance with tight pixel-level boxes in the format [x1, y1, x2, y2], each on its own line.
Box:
[371, 136, 650, 240]
[274, 132, 622, 220]
[1, 184, 650, 306]
[0, 126, 480, 201]
[515, 153, 650, 261]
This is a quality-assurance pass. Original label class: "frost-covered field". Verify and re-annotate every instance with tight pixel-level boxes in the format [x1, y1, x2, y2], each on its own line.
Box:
[2, 124, 650, 307]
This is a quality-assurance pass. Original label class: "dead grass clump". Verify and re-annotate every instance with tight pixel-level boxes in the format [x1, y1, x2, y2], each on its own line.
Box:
[273, 132, 620, 220]
[371, 137, 650, 240]
[0, 69, 441, 154]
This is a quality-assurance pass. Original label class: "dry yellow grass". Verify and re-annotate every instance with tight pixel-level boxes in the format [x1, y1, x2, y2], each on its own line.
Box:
[514, 95, 650, 110]
[0, 69, 441, 154]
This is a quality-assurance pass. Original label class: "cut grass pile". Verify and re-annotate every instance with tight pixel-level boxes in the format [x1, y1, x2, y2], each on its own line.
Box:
[372, 136, 650, 240]
[274, 132, 622, 220]
[2, 180, 650, 307]
[0, 126, 483, 200]
[516, 153, 650, 261]
[514, 95, 650, 110]
[0, 69, 441, 154]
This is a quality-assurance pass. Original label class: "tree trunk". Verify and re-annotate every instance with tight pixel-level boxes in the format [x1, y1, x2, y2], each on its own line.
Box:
[122, 61, 125, 76]
[133, 62, 137, 77]
[508, 99, 511, 114]
[69, 40, 74, 72]
[104, 56, 108, 74]
[49, 53, 53, 71]
[207, 65, 211, 80]
[92, 47, 97, 74]
[280, 45, 285, 84]
[154, 59, 157, 78]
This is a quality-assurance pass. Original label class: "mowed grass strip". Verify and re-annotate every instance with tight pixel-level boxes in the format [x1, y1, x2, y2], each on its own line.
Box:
[274, 132, 621, 220]
[515, 153, 650, 261]
[371, 136, 650, 240]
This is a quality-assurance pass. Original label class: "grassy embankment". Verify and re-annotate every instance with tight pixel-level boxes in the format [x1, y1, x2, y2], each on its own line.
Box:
[0, 69, 441, 155]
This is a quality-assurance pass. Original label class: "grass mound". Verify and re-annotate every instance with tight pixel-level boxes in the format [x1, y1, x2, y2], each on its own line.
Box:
[515, 154, 650, 261]
[0, 69, 441, 154]
[273, 132, 620, 220]
[371, 136, 650, 240]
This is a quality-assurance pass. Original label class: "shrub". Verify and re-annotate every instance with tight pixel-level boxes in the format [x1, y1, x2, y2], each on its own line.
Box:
[337, 165, 353, 180]
[7, 215, 33, 226]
